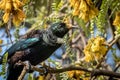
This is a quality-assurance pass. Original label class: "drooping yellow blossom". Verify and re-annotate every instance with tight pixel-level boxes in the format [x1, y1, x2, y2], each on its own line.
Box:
[113, 11, 120, 27]
[67, 70, 75, 78]
[38, 75, 45, 80]
[69, 0, 77, 7]
[83, 36, 107, 62]
[67, 70, 85, 79]
[73, 2, 80, 16]
[83, 77, 89, 80]
[5, 0, 12, 12]
[12, 0, 24, 10]
[0, 39, 3, 52]
[0, 40, 3, 44]
[69, 0, 99, 22]
[12, 9, 26, 26]
[79, 0, 88, 12]
[3, 12, 10, 23]
[0, 0, 7, 9]
[0, 0, 27, 26]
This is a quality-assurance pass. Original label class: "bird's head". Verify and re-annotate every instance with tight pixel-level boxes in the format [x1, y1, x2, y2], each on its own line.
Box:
[49, 22, 69, 38]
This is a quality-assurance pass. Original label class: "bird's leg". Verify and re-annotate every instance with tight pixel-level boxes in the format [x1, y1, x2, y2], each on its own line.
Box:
[56, 38, 65, 44]
[23, 61, 32, 72]
[16, 60, 32, 72]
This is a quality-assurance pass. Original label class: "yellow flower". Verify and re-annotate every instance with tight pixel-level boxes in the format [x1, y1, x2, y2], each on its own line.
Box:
[83, 77, 89, 80]
[113, 11, 120, 27]
[79, 0, 88, 12]
[74, 0, 80, 10]
[84, 52, 93, 62]
[79, 12, 89, 22]
[0, 40, 3, 44]
[94, 52, 101, 60]
[73, 8, 80, 16]
[69, 0, 99, 22]
[5, 0, 12, 12]
[0, 39, 3, 52]
[12, 9, 26, 26]
[67, 70, 85, 79]
[83, 36, 107, 62]
[38, 75, 45, 80]
[69, 0, 77, 7]
[0, 0, 7, 9]
[13, 0, 24, 10]
[89, 7, 98, 19]
[3, 12, 10, 23]
[86, 0, 93, 5]
[75, 70, 85, 80]
[67, 70, 75, 78]
[72, 0, 80, 16]
[0, 0, 26, 26]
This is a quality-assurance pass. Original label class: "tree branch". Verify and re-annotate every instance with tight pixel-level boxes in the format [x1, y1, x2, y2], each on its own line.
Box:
[18, 67, 27, 80]
[18, 61, 120, 80]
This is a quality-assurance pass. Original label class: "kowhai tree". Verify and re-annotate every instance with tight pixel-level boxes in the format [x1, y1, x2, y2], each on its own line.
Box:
[0, 0, 120, 80]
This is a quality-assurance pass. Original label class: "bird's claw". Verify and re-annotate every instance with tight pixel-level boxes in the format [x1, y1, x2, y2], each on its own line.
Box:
[16, 60, 32, 72]
[24, 61, 32, 72]
[39, 66, 47, 75]
[56, 38, 65, 44]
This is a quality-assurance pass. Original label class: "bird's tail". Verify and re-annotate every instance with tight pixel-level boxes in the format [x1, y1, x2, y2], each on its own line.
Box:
[7, 65, 24, 80]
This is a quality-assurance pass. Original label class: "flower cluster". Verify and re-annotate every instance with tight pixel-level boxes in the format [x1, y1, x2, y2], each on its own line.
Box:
[69, 0, 98, 22]
[67, 70, 89, 80]
[113, 11, 120, 27]
[83, 36, 107, 62]
[0, 0, 26, 26]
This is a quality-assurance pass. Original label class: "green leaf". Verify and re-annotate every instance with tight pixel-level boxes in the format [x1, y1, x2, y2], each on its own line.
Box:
[0, 52, 8, 79]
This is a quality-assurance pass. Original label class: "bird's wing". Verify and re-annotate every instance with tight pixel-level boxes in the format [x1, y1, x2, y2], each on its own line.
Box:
[6, 38, 40, 58]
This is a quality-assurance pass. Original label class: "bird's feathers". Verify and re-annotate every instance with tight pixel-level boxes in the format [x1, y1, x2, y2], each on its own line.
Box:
[6, 38, 40, 58]
[0, 22, 69, 80]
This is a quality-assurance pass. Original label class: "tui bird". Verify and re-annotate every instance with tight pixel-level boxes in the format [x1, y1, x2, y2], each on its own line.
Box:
[0, 22, 70, 80]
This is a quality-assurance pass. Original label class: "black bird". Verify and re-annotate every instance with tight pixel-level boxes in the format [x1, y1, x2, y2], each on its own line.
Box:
[0, 22, 70, 80]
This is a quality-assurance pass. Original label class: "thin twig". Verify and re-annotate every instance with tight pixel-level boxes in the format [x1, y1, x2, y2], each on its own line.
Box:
[96, 35, 120, 69]
[72, 34, 81, 43]
[108, 62, 120, 80]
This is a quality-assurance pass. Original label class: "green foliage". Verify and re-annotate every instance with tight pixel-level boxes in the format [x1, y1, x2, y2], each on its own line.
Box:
[52, 0, 64, 12]
[90, 19, 95, 37]
[74, 17, 89, 37]
[0, 52, 8, 79]
[115, 26, 120, 35]
[14, 28, 20, 41]
[59, 72, 69, 80]
[110, 0, 120, 11]
[25, 0, 66, 32]
[27, 73, 34, 80]
[96, 0, 113, 36]
[112, 48, 120, 63]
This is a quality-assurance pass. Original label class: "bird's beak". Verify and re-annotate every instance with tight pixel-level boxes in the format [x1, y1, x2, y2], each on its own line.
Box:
[64, 21, 79, 29]
[69, 26, 80, 29]
[67, 24, 79, 29]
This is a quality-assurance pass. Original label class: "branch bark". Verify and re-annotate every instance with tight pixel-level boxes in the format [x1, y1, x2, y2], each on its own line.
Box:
[18, 61, 120, 80]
